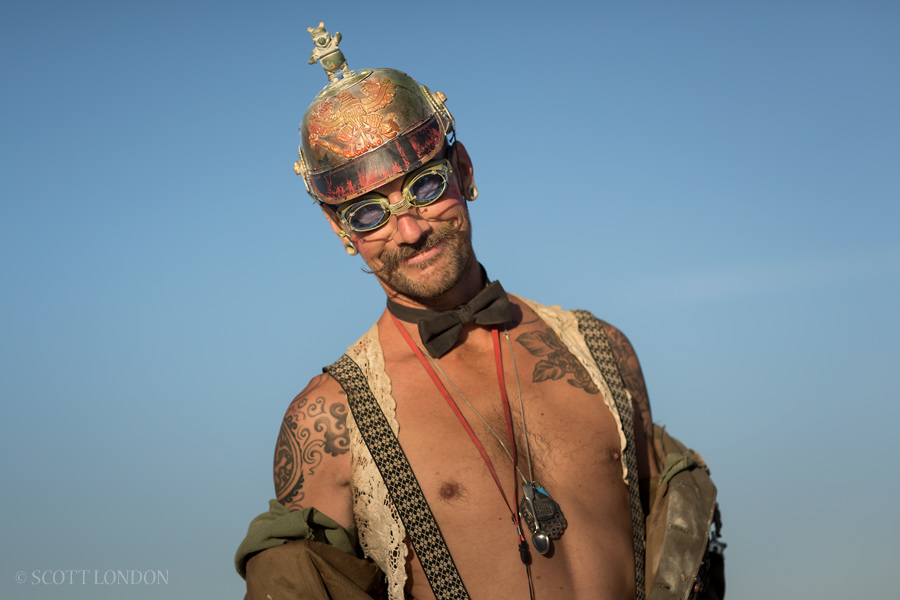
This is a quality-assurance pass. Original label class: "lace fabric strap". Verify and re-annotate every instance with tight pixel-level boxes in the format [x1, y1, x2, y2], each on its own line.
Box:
[325, 354, 471, 600]
[572, 310, 648, 600]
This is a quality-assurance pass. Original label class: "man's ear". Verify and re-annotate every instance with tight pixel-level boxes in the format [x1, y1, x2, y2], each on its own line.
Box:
[320, 205, 356, 254]
[451, 141, 477, 201]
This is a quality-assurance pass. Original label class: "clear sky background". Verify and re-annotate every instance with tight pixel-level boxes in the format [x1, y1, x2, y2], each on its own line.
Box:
[2, 1, 898, 599]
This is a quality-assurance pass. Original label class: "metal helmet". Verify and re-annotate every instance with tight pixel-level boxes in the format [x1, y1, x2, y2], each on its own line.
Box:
[294, 24, 454, 205]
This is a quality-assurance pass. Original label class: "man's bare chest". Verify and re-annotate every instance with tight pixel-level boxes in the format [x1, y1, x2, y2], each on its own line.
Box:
[378, 323, 634, 598]
[383, 324, 626, 511]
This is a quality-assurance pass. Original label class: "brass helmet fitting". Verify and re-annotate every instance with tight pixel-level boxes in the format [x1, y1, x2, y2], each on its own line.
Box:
[295, 23, 454, 205]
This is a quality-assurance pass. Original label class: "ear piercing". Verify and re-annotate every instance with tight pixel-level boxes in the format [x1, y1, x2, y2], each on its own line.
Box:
[338, 231, 358, 256]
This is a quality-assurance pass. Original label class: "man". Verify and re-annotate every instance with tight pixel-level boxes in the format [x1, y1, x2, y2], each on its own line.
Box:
[235, 24, 722, 600]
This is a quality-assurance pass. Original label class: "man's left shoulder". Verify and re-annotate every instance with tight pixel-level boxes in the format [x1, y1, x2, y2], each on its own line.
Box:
[513, 296, 616, 340]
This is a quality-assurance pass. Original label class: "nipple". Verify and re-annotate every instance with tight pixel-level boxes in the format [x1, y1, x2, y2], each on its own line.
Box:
[438, 481, 463, 501]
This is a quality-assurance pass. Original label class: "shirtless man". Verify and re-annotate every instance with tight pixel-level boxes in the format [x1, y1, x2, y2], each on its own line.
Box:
[237, 27, 720, 600]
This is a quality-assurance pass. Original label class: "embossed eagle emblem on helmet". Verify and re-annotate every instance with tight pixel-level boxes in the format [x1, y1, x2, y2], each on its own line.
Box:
[306, 76, 401, 159]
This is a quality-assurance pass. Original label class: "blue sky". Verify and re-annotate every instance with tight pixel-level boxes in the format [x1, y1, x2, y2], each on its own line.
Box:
[2, 1, 898, 598]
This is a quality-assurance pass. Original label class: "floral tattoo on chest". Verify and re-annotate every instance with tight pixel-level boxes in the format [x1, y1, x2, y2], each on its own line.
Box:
[515, 329, 599, 394]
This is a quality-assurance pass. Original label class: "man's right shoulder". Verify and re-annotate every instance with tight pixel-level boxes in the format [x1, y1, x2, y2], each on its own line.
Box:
[273, 373, 352, 511]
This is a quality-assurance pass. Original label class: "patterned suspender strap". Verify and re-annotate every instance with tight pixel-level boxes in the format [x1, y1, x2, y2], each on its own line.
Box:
[325, 354, 471, 600]
[572, 310, 648, 600]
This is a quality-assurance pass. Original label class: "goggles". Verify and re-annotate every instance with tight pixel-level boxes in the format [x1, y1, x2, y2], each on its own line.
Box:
[334, 159, 453, 233]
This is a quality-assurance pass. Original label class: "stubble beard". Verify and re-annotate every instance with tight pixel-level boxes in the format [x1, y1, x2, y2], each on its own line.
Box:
[373, 219, 473, 302]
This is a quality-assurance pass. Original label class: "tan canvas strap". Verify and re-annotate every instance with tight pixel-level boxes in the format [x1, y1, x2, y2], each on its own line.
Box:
[325, 354, 471, 600]
[573, 310, 647, 600]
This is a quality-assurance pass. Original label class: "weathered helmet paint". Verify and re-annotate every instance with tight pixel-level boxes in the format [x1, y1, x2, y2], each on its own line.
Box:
[295, 27, 454, 205]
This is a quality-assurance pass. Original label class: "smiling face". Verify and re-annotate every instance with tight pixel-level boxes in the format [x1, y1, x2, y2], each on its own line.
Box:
[324, 143, 479, 306]
[367, 199, 473, 302]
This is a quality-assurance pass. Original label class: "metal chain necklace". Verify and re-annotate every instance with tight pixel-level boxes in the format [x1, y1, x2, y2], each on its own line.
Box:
[499, 332, 569, 553]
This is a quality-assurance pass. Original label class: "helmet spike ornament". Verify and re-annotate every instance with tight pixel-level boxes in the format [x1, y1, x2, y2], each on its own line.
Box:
[306, 22, 351, 83]
[294, 23, 455, 205]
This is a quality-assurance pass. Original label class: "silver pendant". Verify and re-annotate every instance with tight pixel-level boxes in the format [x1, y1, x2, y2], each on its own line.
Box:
[519, 481, 567, 555]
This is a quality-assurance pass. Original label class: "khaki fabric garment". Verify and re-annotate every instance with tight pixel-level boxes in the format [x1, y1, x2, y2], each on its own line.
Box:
[245, 540, 387, 600]
[645, 425, 723, 600]
[235, 499, 361, 578]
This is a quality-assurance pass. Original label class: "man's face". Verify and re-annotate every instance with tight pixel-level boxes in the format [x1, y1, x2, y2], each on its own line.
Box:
[334, 155, 473, 302]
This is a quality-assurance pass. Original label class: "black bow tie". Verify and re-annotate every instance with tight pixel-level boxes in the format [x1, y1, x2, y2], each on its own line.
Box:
[387, 280, 511, 358]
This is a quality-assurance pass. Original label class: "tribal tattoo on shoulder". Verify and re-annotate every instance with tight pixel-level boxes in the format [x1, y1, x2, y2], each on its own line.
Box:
[274, 375, 350, 505]
[515, 329, 600, 394]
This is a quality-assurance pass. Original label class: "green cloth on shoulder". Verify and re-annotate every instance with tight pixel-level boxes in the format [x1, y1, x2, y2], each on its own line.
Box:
[234, 499, 361, 578]
[658, 447, 704, 486]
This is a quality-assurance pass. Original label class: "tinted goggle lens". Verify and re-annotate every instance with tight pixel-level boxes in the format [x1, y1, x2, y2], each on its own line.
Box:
[407, 169, 446, 203]
[337, 159, 452, 233]
[345, 202, 389, 231]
